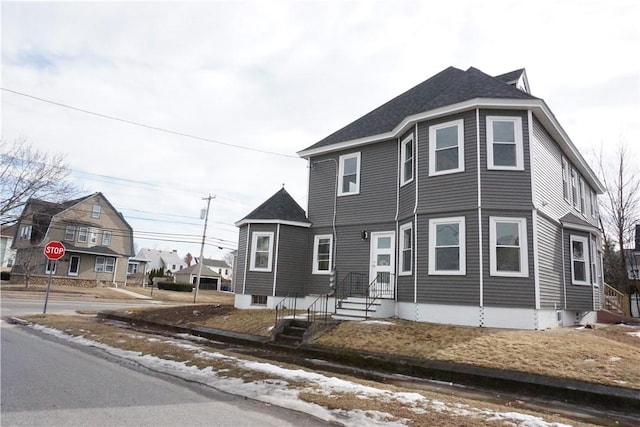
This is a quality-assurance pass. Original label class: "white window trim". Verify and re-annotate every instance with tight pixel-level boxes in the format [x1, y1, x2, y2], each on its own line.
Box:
[92, 204, 101, 218]
[45, 259, 57, 275]
[68, 255, 80, 276]
[400, 135, 414, 186]
[77, 227, 88, 243]
[250, 231, 274, 272]
[399, 222, 412, 275]
[562, 157, 570, 202]
[312, 234, 333, 274]
[486, 116, 524, 170]
[571, 168, 579, 210]
[429, 119, 464, 177]
[337, 152, 361, 196]
[89, 228, 98, 245]
[102, 230, 112, 246]
[489, 217, 529, 277]
[64, 225, 76, 241]
[579, 178, 586, 215]
[590, 190, 597, 218]
[570, 235, 590, 285]
[428, 216, 466, 275]
[95, 256, 115, 273]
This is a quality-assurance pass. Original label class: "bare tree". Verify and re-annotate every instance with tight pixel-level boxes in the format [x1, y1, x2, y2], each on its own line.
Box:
[13, 246, 45, 288]
[596, 142, 640, 295]
[1, 137, 77, 220]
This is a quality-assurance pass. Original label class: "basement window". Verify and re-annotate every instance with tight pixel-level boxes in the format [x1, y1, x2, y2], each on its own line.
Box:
[251, 295, 267, 306]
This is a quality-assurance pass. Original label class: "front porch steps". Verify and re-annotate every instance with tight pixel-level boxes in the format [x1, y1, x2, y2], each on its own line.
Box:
[333, 297, 381, 320]
[273, 319, 311, 346]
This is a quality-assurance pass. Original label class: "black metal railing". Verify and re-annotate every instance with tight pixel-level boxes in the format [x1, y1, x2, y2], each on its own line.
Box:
[274, 293, 298, 326]
[307, 294, 330, 322]
[364, 273, 395, 318]
[335, 272, 368, 300]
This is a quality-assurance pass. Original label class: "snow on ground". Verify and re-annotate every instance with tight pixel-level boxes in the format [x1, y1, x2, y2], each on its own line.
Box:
[360, 320, 395, 325]
[28, 323, 572, 427]
[627, 331, 640, 338]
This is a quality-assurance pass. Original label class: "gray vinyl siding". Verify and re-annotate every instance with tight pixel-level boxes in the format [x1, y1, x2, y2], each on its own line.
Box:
[416, 111, 478, 213]
[482, 209, 536, 308]
[415, 210, 480, 305]
[243, 223, 277, 296]
[273, 225, 309, 297]
[396, 217, 415, 303]
[308, 141, 398, 228]
[537, 214, 563, 309]
[531, 117, 567, 219]
[480, 109, 533, 210]
[234, 226, 248, 294]
[563, 229, 594, 311]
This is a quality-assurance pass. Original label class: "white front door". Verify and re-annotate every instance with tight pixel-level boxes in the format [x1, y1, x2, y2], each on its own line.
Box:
[369, 231, 395, 298]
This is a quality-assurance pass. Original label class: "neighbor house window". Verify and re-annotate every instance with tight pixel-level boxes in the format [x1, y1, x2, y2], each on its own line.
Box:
[77, 227, 88, 243]
[490, 217, 528, 277]
[127, 263, 139, 275]
[64, 225, 76, 241]
[399, 222, 412, 275]
[19, 225, 32, 240]
[591, 240, 598, 285]
[89, 228, 98, 245]
[102, 230, 112, 246]
[338, 152, 361, 196]
[570, 235, 589, 285]
[312, 234, 333, 274]
[487, 116, 524, 170]
[95, 256, 115, 273]
[250, 232, 274, 272]
[92, 204, 101, 218]
[562, 157, 570, 201]
[68, 256, 80, 276]
[45, 259, 57, 275]
[401, 135, 414, 185]
[429, 217, 465, 275]
[590, 191, 597, 218]
[429, 119, 464, 176]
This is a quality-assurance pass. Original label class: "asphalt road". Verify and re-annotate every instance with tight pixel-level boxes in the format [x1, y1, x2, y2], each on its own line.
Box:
[0, 321, 328, 426]
[0, 296, 163, 317]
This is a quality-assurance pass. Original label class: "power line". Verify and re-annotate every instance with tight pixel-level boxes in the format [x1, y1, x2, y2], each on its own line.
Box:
[2, 87, 301, 159]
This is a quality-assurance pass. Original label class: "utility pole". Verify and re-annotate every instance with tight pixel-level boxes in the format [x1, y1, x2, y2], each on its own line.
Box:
[193, 194, 214, 303]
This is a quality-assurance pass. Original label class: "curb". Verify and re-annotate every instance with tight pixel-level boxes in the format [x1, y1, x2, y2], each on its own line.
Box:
[97, 311, 640, 416]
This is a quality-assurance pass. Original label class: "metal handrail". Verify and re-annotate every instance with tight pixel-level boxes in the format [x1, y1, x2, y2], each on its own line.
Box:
[274, 293, 297, 326]
[307, 294, 330, 322]
[365, 273, 395, 318]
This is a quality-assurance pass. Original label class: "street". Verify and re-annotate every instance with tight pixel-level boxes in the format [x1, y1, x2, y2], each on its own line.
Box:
[0, 296, 162, 317]
[0, 321, 328, 426]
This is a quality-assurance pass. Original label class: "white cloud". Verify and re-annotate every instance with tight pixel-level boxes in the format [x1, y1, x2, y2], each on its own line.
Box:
[2, 0, 638, 257]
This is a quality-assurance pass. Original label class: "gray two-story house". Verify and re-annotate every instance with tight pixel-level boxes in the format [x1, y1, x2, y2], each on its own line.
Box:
[234, 66, 605, 330]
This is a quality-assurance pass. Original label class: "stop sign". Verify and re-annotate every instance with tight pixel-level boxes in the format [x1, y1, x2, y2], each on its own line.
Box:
[44, 241, 65, 260]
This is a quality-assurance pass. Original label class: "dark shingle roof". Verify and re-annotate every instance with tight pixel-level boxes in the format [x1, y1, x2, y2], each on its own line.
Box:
[301, 66, 538, 152]
[559, 212, 598, 230]
[238, 188, 310, 225]
[494, 68, 526, 84]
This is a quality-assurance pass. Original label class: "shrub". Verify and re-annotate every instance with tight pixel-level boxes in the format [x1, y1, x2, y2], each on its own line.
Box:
[0, 271, 10, 281]
[157, 282, 193, 292]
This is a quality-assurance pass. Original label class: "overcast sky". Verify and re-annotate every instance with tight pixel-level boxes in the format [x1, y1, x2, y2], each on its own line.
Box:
[2, 0, 638, 261]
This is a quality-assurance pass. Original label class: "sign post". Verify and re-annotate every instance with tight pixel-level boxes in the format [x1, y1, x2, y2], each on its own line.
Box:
[43, 241, 65, 314]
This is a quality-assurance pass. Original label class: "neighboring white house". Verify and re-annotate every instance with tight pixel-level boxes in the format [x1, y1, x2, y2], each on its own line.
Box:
[195, 257, 233, 281]
[1, 223, 17, 272]
[136, 248, 186, 274]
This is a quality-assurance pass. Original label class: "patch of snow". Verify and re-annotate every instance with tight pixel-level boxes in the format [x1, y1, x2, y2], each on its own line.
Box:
[608, 356, 621, 362]
[627, 331, 640, 338]
[27, 323, 577, 427]
[614, 380, 628, 385]
[147, 337, 160, 342]
[174, 333, 210, 342]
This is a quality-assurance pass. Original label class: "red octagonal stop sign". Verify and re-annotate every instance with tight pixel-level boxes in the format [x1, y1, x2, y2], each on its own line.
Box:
[44, 241, 65, 260]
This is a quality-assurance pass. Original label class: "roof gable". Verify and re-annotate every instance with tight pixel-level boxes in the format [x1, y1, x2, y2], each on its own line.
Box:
[236, 188, 310, 226]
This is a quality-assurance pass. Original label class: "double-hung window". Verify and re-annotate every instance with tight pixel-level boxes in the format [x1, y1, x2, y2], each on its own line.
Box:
[102, 230, 112, 246]
[579, 179, 586, 214]
[489, 217, 528, 277]
[64, 225, 76, 241]
[312, 234, 332, 274]
[486, 116, 523, 170]
[429, 217, 465, 275]
[590, 191, 598, 218]
[400, 135, 413, 185]
[561, 157, 570, 201]
[570, 235, 589, 285]
[571, 169, 579, 210]
[338, 152, 361, 196]
[92, 204, 101, 218]
[77, 227, 88, 243]
[95, 256, 115, 273]
[250, 232, 274, 272]
[399, 222, 412, 275]
[19, 225, 32, 240]
[429, 119, 464, 176]
[45, 259, 57, 275]
[89, 228, 98, 245]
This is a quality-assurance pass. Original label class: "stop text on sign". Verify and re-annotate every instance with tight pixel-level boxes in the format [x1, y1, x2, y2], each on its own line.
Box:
[44, 241, 66, 260]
